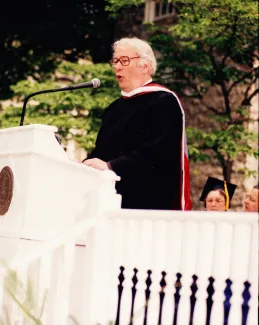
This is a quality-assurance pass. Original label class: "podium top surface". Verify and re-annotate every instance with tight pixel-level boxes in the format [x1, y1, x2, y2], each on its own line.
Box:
[0, 124, 58, 134]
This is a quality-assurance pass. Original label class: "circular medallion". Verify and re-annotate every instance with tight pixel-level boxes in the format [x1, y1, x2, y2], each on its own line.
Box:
[0, 166, 14, 216]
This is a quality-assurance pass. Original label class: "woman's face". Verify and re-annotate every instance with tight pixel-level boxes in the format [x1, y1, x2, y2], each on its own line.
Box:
[205, 190, 226, 211]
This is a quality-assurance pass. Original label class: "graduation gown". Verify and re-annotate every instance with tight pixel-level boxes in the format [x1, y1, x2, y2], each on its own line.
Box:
[87, 89, 188, 210]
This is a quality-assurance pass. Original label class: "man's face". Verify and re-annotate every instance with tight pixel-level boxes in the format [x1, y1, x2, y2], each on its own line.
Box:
[244, 188, 259, 212]
[112, 45, 148, 92]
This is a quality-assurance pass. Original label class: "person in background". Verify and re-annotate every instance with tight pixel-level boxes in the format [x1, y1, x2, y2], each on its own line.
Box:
[243, 185, 259, 299]
[82, 37, 192, 210]
[200, 176, 237, 211]
[243, 184, 259, 212]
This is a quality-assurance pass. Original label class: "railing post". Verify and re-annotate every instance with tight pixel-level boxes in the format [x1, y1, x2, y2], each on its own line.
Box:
[0, 266, 5, 321]
[80, 170, 121, 325]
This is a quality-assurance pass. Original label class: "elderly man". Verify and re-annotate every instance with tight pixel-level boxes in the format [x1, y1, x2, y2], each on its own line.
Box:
[83, 37, 192, 210]
[243, 185, 259, 212]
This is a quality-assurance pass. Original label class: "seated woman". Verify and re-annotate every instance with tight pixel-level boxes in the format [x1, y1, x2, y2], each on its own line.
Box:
[200, 176, 237, 211]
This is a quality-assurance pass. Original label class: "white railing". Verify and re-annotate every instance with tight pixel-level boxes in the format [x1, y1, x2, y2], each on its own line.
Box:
[102, 210, 258, 325]
[0, 217, 98, 325]
[0, 210, 258, 325]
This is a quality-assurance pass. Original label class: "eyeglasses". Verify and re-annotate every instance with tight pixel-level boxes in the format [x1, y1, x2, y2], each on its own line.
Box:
[206, 198, 224, 204]
[109, 56, 140, 67]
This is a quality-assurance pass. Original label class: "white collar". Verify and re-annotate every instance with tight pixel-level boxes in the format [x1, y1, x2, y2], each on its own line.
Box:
[121, 79, 153, 97]
[143, 78, 153, 86]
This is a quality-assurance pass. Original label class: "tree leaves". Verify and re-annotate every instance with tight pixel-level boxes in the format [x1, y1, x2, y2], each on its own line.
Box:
[150, 0, 258, 180]
[0, 61, 120, 154]
[0, 0, 115, 95]
[105, 0, 145, 16]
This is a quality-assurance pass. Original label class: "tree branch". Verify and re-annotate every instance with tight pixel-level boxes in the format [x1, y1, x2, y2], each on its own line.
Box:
[206, 105, 225, 115]
[221, 16, 238, 67]
[213, 24, 231, 40]
[242, 75, 257, 101]
[208, 47, 232, 116]
[228, 67, 258, 94]
[242, 87, 259, 106]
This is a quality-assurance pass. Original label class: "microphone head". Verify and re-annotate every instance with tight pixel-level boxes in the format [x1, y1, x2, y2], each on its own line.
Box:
[92, 78, 101, 88]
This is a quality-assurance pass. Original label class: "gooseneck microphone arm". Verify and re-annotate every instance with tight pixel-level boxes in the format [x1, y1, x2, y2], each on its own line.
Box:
[20, 88, 63, 126]
[19, 78, 101, 126]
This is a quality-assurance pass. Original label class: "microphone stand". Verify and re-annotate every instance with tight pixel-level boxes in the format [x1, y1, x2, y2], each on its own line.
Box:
[19, 79, 101, 126]
[19, 86, 78, 126]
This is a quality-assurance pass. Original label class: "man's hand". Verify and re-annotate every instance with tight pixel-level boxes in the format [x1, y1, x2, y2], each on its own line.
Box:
[83, 158, 109, 171]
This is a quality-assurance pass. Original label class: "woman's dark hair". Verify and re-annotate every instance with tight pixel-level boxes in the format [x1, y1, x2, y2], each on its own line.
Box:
[253, 184, 259, 190]
[204, 189, 228, 208]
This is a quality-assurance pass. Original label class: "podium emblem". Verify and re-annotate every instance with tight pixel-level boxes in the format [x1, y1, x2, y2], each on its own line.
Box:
[0, 166, 14, 216]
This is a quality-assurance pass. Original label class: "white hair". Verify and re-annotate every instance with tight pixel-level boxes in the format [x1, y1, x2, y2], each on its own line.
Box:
[112, 37, 157, 75]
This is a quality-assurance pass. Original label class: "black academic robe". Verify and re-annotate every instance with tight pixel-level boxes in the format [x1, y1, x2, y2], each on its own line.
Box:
[87, 91, 183, 210]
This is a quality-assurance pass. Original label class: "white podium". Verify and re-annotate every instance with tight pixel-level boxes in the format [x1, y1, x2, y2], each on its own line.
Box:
[0, 124, 120, 261]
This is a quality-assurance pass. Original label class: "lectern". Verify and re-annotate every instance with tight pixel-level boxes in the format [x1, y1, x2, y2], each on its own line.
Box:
[0, 124, 120, 261]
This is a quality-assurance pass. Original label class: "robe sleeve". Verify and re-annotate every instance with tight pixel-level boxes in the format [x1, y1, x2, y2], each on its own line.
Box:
[108, 94, 183, 177]
[81, 100, 117, 163]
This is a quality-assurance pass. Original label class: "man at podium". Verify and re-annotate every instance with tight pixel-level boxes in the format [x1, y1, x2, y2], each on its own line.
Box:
[83, 37, 192, 211]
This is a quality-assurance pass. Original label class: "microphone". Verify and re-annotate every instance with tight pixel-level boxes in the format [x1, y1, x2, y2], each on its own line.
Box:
[19, 78, 101, 126]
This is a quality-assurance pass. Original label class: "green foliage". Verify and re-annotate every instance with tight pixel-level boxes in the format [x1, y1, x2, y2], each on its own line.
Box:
[1, 262, 81, 325]
[149, 0, 258, 180]
[0, 62, 120, 154]
[187, 123, 258, 162]
[237, 167, 258, 178]
[2, 265, 45, 325]
[105, 0, 145, 16]
[186, 108, 258, 180]
[171, 0, 257, 42]
[0, 0, 115, 96]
